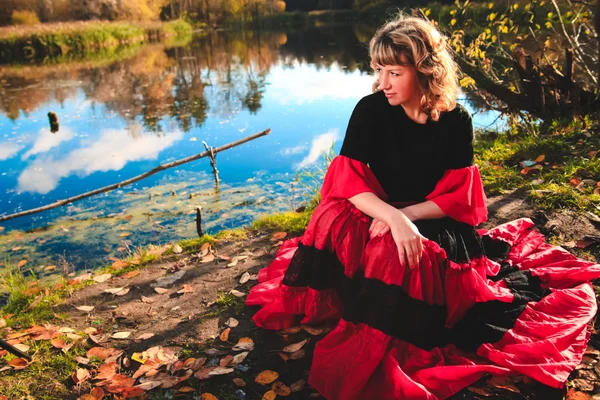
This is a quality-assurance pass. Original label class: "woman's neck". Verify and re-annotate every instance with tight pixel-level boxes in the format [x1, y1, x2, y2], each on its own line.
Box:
[401, 98, 428, 124]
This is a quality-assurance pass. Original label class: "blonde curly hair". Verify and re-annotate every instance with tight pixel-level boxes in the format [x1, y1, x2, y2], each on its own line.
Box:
[369, 13, 459, 122]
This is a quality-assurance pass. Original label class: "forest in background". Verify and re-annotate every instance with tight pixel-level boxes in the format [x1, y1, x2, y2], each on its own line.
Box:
[0, 0, 458, 26]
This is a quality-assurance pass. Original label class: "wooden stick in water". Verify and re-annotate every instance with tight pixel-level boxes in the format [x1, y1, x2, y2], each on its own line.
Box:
[0, 129, 271, 223]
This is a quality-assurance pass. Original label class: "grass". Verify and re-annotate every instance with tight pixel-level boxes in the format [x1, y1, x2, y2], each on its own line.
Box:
[0, 19, 192, 64]
[475, 117, 600, 215]
[249, 210, 313, 234]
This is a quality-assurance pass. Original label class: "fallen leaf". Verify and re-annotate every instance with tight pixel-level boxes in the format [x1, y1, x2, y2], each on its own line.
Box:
[535, 154, 545, 163]
[111, 260, 128, 269]
[104, 374, 135, 393]
[74, 356, 90, 365]
[72, 368, 90, 384]
[272, 381, 291, 396]
[282, 339, 308, 353]
[290, 379, 306, 392]
[302, 325, 327, 335]
[467, 387, 494, 397]
[177, 284, 194, 294]
[256, 370, 279, 385]
[115, 287, 130, 296]
[75, 305, 95, 312]
[8, 358, 29, 369]
[239, 272, 250, 284]
[86, 347, 122, 361]
[111, 331, 131, 339]
[487, 376, 520, 393]
[90, 387, 105, 399]
[179, 387, 196, 393]
[95, 362, 118, 381]
[262, 390, 277, 400]
[122, 270, 140, 279]
[154, 287, 169, 294]
[103, 287, 126, 294]
[271, 232, 287, 241]
[93, 274, 112, 283]
[119, 232, 131, 237]
[13, 343, 29, 353]
[278, 352, 289, 361]
[588, 150, 598, 158]
[141, 295, 154, 303]
[226, 317, 239, 328]
[220, 328, 230, 342]
[233, 377, 247, 387]
[566, 389, 593, 400]
[200, 394, 218, 400]
[201, 253, 215, 263]
[136, 332, 155, 340]
[232, 337, 255, 351]
[173, 244, 183, 254]
[576, 238, 596, 249]
[289, 349, 306, 360]
[17, 260, 28, 268]
[231, 351, 249, 365]
[51, 338, 66, 349]
[62, 343, 74, 353]
[230, 289, 245, 297]
[11, 246, 22, 251]
[280, 326, 302, 334]
[570, 177, 582, 186]
[44, 265, 57, 271]
[209, 367, 235, 376]
[194, 367, 216, 380]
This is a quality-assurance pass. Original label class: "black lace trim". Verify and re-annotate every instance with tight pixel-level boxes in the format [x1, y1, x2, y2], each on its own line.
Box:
[280, 236, 550, 351]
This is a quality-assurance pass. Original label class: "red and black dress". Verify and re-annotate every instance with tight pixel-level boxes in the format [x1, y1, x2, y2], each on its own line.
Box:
[246, 91, 600, 399]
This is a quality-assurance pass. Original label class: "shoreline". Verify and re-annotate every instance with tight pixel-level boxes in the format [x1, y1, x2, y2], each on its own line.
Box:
[0, 19, 192, 64]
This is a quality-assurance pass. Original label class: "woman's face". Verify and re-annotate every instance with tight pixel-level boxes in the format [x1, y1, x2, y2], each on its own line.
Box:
[374, 63, 421, 107]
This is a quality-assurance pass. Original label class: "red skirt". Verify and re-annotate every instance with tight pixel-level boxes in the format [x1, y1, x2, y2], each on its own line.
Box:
[246, 198, 599, 400]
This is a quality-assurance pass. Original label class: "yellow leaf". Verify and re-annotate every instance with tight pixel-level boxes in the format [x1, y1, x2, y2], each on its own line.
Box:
[451, 18, 457, 26]
[119, 232, 131, 237]
[262, 390, 277, 400]
[271, 232, 287, 241]
[220, 328, 230, 342]
[489, 12, 496, 21]
[256, 370, 280, 385]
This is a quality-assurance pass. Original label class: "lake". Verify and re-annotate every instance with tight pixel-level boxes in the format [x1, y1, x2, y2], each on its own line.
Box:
[0, 25, 502, 277]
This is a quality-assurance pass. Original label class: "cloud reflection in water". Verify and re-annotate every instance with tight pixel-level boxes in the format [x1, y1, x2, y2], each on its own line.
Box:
[18, 129, 184, 194]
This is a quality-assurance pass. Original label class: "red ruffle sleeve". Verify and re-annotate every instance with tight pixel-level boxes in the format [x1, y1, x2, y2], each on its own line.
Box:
[320, 155, 388, 202]
[425, 166, 488, 226]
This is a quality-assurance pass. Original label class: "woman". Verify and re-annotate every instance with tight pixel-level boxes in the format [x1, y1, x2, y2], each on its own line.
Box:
[247, 13, 600, 400]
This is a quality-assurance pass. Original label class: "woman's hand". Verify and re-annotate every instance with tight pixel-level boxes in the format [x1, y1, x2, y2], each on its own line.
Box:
[388, 211, 423, 269]
[369, 218, 390, 239]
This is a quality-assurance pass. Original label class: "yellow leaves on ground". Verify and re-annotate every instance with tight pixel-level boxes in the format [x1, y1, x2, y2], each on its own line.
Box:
[271, 232, 287, 241]
[256, 370, 279, 385]
[220, 328, 230, 342]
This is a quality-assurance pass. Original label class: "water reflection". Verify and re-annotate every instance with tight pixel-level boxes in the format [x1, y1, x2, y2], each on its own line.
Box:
[0, 25, 500, 275]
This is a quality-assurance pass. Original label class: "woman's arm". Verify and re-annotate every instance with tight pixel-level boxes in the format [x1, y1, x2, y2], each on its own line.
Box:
[348, 192, 423, 268]
[400, 201, 447, 222]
